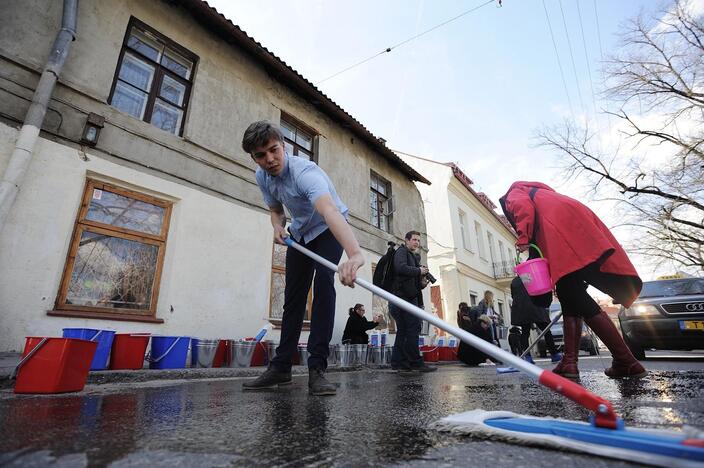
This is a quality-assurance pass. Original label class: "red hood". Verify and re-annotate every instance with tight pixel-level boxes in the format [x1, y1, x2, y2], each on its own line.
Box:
[503, 181, 555, 198]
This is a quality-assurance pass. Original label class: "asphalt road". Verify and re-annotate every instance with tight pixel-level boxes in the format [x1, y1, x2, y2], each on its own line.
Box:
[1, 352, 703, 467]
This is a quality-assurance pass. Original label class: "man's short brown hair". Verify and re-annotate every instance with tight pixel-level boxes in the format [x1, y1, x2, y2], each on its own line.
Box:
[405, 230, 421, 240]
[241, 121, 284, 154]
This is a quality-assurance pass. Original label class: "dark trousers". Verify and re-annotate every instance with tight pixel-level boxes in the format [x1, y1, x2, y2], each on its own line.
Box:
[389, 299, 424, 369]
[271, 229, 343, 371]
[555, 265, 609, 319]
[520, 322, 558, 355]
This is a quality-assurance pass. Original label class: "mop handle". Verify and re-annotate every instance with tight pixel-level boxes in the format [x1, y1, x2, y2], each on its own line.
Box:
[519, 310, 563, 359]
[285, 238, 620, 428]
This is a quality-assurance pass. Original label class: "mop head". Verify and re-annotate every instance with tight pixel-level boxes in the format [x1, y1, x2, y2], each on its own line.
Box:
[430, 409, 704, 467]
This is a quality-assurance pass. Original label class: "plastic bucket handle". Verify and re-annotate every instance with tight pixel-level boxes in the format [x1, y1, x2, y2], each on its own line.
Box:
[11, 337, 49, 379]
[89, 330, 103, 342]
[515, 243, 544, 263]
[421, 346, 438, 353]
[149, 337, 184, 363]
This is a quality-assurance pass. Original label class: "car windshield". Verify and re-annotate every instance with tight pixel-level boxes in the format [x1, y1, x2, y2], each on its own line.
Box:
[639, 279, 704, 298]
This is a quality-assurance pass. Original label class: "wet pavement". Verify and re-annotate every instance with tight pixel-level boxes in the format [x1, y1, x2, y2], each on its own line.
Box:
[1, 353, 703, 467]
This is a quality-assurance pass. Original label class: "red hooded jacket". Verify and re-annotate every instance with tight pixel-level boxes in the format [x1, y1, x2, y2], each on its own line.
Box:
[499, 181, 642, 306]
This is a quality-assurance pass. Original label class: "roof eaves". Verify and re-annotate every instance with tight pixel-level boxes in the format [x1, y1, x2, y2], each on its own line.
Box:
[170, 0, 430, 185]
[448, 164, 516, 239]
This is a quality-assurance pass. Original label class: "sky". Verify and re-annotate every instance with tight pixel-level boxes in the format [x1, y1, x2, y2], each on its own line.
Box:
[206, 0, 692, 279]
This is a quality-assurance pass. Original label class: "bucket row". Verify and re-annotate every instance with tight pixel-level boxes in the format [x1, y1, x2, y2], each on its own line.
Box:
[58, 329, 278, 371]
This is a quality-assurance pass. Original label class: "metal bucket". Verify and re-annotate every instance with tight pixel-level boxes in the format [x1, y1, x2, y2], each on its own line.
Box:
[228, 341, 256, 368]
[382, 346, 392, 365]
[351, 344, 368, 366]
[367, 346, 383, 365]
[328, 344, 339, 367]
[191, 339, 220, 368]
[266, 341, 279, 363]
[298, 345, 310, 367]
[339, 344, 352, 367]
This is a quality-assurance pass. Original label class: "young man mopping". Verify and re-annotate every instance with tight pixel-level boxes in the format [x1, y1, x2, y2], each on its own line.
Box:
[241, 121, 364, 395]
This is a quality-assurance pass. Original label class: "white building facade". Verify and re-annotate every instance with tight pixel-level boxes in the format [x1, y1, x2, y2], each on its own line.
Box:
[0, 0, 430, 352]
[399, 153, 518, 334]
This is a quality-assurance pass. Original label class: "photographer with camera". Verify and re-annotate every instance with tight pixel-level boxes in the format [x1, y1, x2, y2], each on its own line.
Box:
[389, 230, 436, 374]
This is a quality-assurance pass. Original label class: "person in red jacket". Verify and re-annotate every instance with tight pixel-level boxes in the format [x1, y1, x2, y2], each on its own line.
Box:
[499, 181, 646, 379]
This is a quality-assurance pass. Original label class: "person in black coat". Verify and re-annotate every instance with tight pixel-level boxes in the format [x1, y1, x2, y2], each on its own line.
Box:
[457, 315, 494, 366]
[342, 304, 381, 344]
[388, 230, 434, 373]
[510, 276, 562, 363]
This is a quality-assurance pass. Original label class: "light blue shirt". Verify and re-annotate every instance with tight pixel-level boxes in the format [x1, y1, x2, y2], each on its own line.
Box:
[255, 153, 349, 243]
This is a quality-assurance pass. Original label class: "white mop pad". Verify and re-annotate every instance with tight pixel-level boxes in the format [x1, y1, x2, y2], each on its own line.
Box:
[430, 409, 703, 468]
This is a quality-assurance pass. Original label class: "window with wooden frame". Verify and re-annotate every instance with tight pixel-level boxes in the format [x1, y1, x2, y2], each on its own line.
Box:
[108, 17, 197, 136]
[281, 115, 317, 163]
[371, 263, 396, 333]
[269, 244, 312, 328]
[50, 180, 172, 323]
[370, 171, 393, 232]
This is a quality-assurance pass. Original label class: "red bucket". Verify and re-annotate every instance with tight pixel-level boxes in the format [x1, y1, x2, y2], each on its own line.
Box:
[438, 346, 457, 361]
[14, 337, 97, 394]
[212, 340, 227, 368]
[420, 345, 439, 362]
[250, 342, 268, 367]
[109, 334, 150, 370]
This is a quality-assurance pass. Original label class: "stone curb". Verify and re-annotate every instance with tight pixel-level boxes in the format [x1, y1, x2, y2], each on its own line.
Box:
[0, 361, 460, 390]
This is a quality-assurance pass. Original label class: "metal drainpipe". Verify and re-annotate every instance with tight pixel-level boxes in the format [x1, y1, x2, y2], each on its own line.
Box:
[0, 0, 78, 233]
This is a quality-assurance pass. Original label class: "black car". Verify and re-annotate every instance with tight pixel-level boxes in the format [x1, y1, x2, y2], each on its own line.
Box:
[618, 278, 704, 360]
[536, 304, 600, 357]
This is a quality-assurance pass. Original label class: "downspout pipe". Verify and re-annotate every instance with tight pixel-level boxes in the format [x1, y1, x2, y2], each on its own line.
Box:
[0, 0, 78, 232]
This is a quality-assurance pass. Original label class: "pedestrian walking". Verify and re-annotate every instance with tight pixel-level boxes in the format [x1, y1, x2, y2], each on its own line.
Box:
[500, 181, 646, 379]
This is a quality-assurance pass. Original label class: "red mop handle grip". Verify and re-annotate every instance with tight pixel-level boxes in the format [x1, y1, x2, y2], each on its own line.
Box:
[539, 370, 619, 429]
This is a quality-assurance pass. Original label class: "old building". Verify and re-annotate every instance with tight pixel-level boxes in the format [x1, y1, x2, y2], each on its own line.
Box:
[399, 152, 517, 335]
[0, 0, 430, 351]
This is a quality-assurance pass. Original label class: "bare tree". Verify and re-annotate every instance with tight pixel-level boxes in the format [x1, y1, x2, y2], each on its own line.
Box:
[538, 0, 704, 273]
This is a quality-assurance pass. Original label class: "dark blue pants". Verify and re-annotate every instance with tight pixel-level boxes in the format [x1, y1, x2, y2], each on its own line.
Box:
[389, 299, 424, 369]
[271, 229, 343, 371]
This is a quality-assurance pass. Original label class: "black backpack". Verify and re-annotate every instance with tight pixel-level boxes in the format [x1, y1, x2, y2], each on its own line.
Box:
[372, 242, 397, 292]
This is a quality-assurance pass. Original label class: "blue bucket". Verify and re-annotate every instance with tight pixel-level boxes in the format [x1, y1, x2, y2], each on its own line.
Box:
[149, 336, 190, 369]
[62, 328, 115, 370]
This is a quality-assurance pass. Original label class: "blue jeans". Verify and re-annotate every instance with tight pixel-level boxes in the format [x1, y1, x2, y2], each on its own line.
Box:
[271, 229, 343, 371]
[389, 299, 424, 369]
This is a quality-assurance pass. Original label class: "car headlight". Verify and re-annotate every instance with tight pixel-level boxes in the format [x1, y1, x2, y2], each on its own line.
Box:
[624, 304, 661, 317]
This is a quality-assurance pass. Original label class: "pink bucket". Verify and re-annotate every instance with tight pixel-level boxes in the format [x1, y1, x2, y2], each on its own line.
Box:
[515, 244, 552, 296]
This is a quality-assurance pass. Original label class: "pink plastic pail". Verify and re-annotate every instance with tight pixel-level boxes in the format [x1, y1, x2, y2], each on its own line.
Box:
[515, 244, 552, 296]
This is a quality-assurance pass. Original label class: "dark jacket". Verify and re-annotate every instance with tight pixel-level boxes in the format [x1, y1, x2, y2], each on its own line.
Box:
[457, 321, 493, 366]
[510, 276, 550, 325]
[391, 244, 424, 302]
[342, 312, 378, 344]
[499, 181, 641, 306]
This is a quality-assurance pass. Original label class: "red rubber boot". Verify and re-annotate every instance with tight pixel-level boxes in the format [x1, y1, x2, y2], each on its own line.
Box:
[552, 315, 582, 379]
[584, 310, 647, 378]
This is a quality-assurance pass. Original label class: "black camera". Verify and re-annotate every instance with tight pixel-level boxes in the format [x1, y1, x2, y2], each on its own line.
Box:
[424, 272, 437, 284]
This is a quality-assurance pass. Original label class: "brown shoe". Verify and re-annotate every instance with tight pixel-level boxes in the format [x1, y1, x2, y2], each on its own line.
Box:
[552, 315, 581, 380]
[585, 310, 647, 379]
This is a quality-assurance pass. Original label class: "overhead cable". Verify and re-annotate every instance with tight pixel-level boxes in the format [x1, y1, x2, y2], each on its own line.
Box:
[316, 0, 496, 85]
[541, 0, 575, 121]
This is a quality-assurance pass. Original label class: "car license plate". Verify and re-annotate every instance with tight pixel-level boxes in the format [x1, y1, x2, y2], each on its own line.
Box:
[680, 320, 704, 331]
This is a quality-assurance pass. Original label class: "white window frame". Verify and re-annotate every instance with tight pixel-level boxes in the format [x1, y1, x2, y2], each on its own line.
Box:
[475, 222, 486, 260]
[458, 209, 471, 251]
